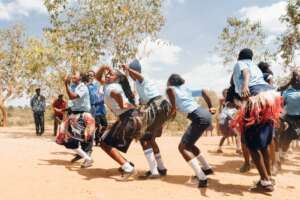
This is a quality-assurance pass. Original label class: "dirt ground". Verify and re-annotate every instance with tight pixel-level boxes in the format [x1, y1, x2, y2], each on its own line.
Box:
[0, 125, 299, 200]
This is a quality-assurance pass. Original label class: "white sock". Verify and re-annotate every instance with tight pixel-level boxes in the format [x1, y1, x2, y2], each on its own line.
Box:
[155, 153, 166, 170]
[121, 162, 134, 173]
[74, 148, 91, 160]
[260, 179, 272, 186]
[197, 154, 211, 170]
[188, 157, 206, 180]
[144, 148, 159, 175]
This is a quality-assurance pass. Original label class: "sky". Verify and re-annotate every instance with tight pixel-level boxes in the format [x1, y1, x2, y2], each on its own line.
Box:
[0, 0, 289, 106]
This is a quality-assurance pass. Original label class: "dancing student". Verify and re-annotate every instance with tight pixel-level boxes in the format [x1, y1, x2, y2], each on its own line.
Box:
[61, 72, 95, 168]
[95, 65, 144, 181]
[258, 62, 274, 85]
[166, 74, 215, 188]
[52, 94, 67, 136]
[122, 59, 171, 178]
[217, 100, 241, 154]
[258, 62, 280, 174]
[86, 70, 108, 146]
[279, 71, 300, 158]
[231, 48, 282, 192]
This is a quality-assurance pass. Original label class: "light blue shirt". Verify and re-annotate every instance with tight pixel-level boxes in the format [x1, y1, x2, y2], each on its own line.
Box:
[71, 82, 91, 112]
[170, 85, 199, 114]
[104, 83, 130, 116]
[219, 106, 237, 125]
[135, 78, 160, 104]
[233, 59, 267, 96]
[283, 87, 300, 116]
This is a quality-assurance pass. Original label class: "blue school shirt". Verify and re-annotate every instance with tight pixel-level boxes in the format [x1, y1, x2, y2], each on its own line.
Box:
[135, 78, 160, 104]
[233, 59, 267, 97]
[170, 85, 199, 114]
[283, 87, 300, 116]
[87, 80, 106, 117]
[70, 82, 91, 112]
[104, 83, 130, 116]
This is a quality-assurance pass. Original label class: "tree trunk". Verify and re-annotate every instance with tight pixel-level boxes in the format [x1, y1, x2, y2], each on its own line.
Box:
[0, 104, 8, 127]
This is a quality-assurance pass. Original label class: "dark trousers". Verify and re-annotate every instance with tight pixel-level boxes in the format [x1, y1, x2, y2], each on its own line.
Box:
[54, 115, 63, 136]
[33, 111, 45, 135]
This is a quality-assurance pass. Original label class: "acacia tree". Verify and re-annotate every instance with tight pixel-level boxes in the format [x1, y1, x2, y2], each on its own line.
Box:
[43, 0, 165, 72]
[216, 17, 273, 70]
[279, 0, 300, 71]
[0, 25, 51, 126]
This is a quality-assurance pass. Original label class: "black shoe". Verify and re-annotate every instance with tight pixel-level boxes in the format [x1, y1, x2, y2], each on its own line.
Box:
[202, 168, 214, 176]
[198, 179, 208, 188]
[158, 168, 167, 176]
[71, 154, 82, 163]
[138, 171, 161, 180]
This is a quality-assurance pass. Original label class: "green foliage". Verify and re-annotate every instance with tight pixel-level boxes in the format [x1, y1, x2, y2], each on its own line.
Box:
[216, 17, 273, 70]
[279, 0, 300, 70]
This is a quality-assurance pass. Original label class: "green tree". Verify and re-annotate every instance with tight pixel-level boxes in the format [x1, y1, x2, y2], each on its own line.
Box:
[216, 17, 272, 70]
[279, 0, 300, 71]
[0, 25, 50, 126]
[43, 0, 165, 71]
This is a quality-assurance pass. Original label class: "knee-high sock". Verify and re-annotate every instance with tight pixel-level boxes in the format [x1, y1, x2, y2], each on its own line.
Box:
[155, 153, 166, 170]
[188, 157, 206, 180]
[74, 148, 91, 160]
[197, 154, 211, 170]
[144, 148, 159, 175]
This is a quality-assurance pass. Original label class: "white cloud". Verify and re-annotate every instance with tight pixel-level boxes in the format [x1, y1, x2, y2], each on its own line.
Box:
[0, 0, 46, 21]
[239, 1, 287, 34]
[137, 37, 182, 71]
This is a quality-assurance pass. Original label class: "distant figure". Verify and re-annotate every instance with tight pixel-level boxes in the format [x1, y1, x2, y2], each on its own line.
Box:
[30, 88, 46, 136]
[52, 94, 67, 136]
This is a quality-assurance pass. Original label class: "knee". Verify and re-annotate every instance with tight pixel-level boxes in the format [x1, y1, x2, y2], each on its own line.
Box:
[178, 143, 186, 154]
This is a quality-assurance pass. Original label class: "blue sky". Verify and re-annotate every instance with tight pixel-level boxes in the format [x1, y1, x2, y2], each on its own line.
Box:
[0, 0, 287, 106]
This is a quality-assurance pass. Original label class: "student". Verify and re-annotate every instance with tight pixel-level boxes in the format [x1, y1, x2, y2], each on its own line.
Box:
[217, 101, 241, 154]
[52, 94, 67, 136]
[231, 48, 282, 192]
[122, 59, 171, 178]
[258, 62, 274, 85]
[95, 65, 143, 181]
[279, 71, 300, 156]
[62, 72, 95, 168]
[86, 70, 108, 146]
[166, 74, 215, 188]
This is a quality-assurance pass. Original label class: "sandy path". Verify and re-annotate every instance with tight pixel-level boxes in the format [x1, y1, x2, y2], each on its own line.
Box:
[0, 126, 299, 200]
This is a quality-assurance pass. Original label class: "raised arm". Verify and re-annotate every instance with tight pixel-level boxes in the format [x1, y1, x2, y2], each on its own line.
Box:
[95, 65, 111, 85]
[121, 64, 144, 82]
[110, 90, 134, 110]
[64, 76, 79, 100]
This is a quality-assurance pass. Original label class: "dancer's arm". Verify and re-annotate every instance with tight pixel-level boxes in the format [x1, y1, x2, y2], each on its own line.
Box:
[121, 64, 144, 82]
[202, 90, 216, 114]
[241, 69, 250, 98]
[95, 65, 112, 85]
[64, 76, 79, 100]
[110, 90, 134, 110]
[166, 88, 177, 118]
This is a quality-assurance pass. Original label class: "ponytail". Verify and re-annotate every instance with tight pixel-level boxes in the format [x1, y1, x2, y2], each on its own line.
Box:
[116, 71, 136, 106]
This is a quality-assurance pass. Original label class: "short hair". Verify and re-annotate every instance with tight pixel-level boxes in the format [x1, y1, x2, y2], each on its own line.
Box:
[168, 74, 185, 86]
[238, 48, 253, 61]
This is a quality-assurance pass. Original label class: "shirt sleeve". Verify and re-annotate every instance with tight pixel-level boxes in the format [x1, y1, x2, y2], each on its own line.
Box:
[238, 61, 248, 71]
[191, 90, 202, 97]
[76, 85, 88, 98]
[107, 84, 122, 96]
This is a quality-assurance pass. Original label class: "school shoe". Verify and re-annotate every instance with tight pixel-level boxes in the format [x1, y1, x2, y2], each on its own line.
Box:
[118, 169, 137, 182]
[71, 154, 82, 163]
[158, 168, 167, 176]
[201, 168, 214, 176]
[216, 149, 223, 153]
[118, 162, 135, 173]
[250, 181, 274, 192]
[81, 159, 94, 168]
[198, 179, 208, 188]
[239, 163, 251, 173]
[139, 171, 161, 180]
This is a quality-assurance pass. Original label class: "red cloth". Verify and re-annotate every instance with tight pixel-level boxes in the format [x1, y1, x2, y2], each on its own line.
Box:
[52, 99, 67, 117]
